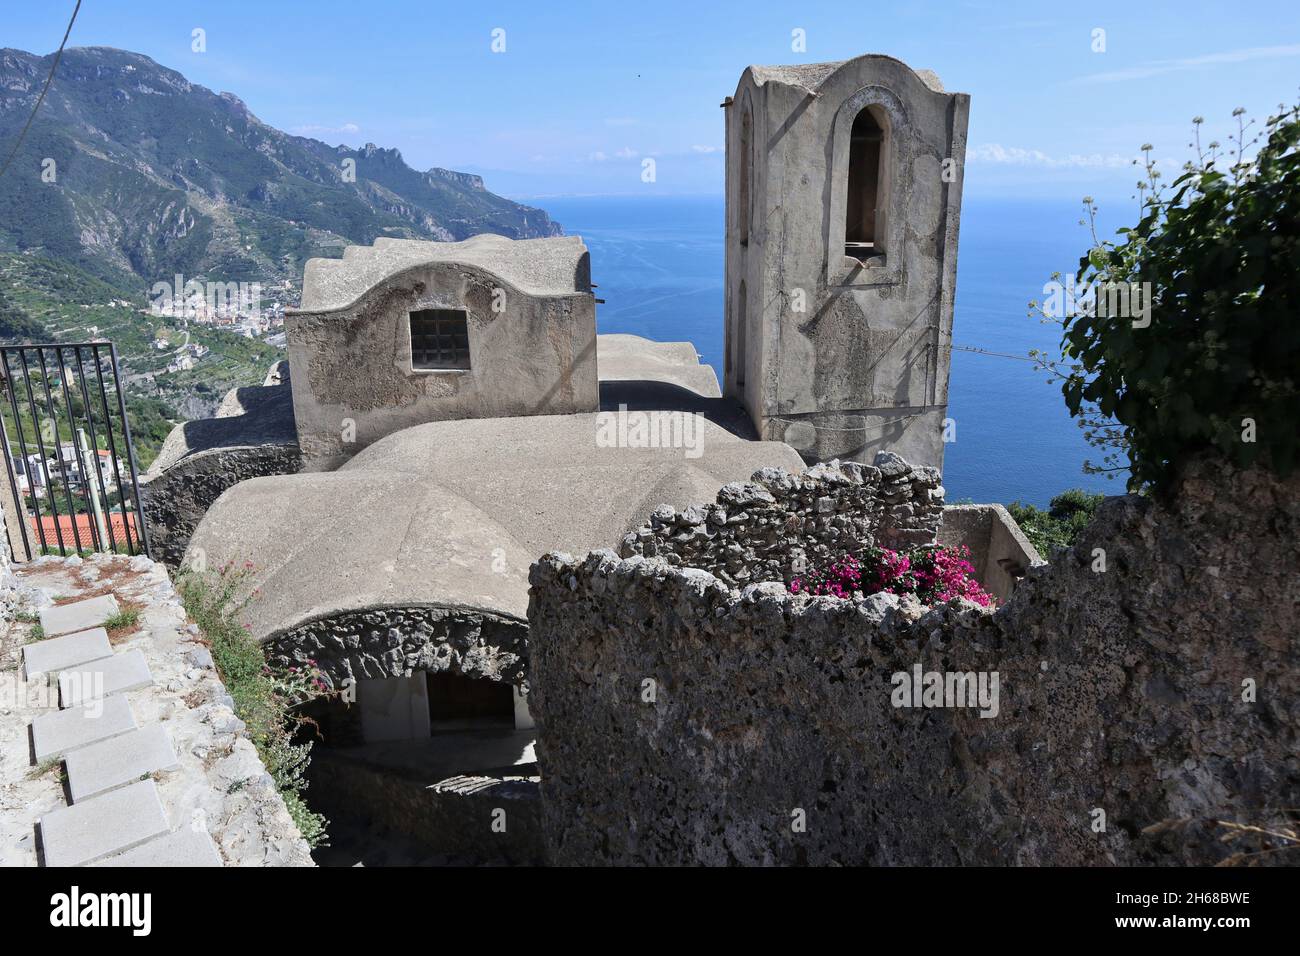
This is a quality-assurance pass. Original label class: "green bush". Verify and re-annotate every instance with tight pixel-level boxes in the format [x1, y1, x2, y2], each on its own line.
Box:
[1032, 102, 1300, 494]
[1006, 489, 1104, 556]
[176, 565, 329, 848]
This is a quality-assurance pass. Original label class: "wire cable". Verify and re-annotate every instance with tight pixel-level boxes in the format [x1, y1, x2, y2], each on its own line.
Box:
[0, 0, 82, 182]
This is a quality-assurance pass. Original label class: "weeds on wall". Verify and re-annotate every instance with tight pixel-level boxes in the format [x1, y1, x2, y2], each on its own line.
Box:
[176, 562, 330, 848]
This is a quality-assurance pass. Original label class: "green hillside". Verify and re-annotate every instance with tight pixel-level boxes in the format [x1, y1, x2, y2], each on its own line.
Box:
[0, 252, 279, 467]
[0, 46, 560, 290]
[0, 45, 563, 469]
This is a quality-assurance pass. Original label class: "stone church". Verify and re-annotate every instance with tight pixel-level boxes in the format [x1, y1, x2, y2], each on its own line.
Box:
[139, 54, 1011, 864]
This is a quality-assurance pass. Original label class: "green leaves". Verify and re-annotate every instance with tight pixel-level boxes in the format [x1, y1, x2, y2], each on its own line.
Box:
[1045, 102, 1300, 495]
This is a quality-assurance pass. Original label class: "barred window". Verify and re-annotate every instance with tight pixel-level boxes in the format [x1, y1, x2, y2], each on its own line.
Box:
[409, 309, 470, 370]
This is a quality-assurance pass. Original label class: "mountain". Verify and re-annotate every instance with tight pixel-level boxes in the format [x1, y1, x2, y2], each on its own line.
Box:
[0, 46, 563, 465]
[0, 46, 562, 293]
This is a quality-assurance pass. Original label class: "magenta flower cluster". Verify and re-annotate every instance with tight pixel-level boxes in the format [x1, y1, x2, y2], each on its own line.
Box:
[788, 554, 863, 599]
[789, 545, 994, 607]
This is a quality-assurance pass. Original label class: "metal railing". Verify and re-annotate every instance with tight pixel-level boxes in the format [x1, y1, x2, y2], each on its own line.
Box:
[0, 342, 151, 560]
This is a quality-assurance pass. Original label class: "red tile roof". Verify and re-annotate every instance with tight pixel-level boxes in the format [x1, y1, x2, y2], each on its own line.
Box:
[29, 512, 139, 549]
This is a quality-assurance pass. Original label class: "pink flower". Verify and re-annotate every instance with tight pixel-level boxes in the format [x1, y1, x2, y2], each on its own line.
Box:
[787, 545, 994, 607]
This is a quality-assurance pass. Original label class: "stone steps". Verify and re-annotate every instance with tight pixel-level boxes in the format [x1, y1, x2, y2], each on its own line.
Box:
[22, 626, 111, 678]
[64, 725, 179, 804]
[91, 827, 222, 867]
[30, 695, 137, 762]
[58, 649, 153, 707]
[39, 594, 119, 638]
[29, 594, 226, 868]
[39, 780, 169, 867]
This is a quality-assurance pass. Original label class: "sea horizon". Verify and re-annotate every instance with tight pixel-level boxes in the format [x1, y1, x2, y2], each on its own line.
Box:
[538, 193, 1130, 508]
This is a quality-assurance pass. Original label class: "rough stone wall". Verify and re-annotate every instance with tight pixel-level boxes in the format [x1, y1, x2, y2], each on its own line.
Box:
[142, 366, 302, 568]
[528, 459, 1299, 866]
[618, 452, 943, 588]
[265, 604, 528, 692]
[144, 444, 303, 568]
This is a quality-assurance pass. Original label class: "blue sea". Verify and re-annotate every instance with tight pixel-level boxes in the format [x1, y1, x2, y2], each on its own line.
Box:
[541, 195, 1127, 507]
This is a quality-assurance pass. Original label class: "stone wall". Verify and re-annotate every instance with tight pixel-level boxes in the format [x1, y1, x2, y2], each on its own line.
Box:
[144, 444, 303, 568]
[618, 452, 944, 588]
[142, 366, 302, 568]
[936, 504, 1044, 602]
[265, 604, 529, 692]
[528, 459, 1299, 866]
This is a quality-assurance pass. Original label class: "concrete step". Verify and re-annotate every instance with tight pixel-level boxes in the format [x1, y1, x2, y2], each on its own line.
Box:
[64, 725, 179, 803]
[58, 649, 153, 708]
[30, 695, 138, 762]
[38, 779, 169, 867]
[39, 595, 120, 638]
[22, 627, 112, 679]
[91, 828, 223, 867]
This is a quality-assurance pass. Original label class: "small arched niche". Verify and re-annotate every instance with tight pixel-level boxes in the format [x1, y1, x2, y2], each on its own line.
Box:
[844, 104, 889, 262]
[739, 106, 753, 246]
[735, 278, 747, 392]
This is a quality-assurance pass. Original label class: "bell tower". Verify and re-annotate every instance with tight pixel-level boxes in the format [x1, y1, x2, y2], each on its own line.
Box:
[723, 55, 969, 468]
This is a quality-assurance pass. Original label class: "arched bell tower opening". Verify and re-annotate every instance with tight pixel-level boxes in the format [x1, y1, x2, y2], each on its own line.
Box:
[844, 105, 889, 262]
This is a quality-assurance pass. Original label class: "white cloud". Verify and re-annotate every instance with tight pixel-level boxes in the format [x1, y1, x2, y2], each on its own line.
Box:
[588, 147, 640, 162]
[968, 143, 1134, 169]
[291, 121, 361, 137]
[691, 144, 723, 154]
[1078, 43, 1300, 84]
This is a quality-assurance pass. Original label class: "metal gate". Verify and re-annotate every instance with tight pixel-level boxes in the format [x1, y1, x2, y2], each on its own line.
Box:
[0, 342, 151, 560]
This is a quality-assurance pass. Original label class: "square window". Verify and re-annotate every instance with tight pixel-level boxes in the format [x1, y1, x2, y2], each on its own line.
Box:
[409, 309, 470, 370]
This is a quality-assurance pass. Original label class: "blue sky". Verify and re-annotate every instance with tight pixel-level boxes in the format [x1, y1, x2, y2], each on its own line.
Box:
[6, 0, 1299, 202]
